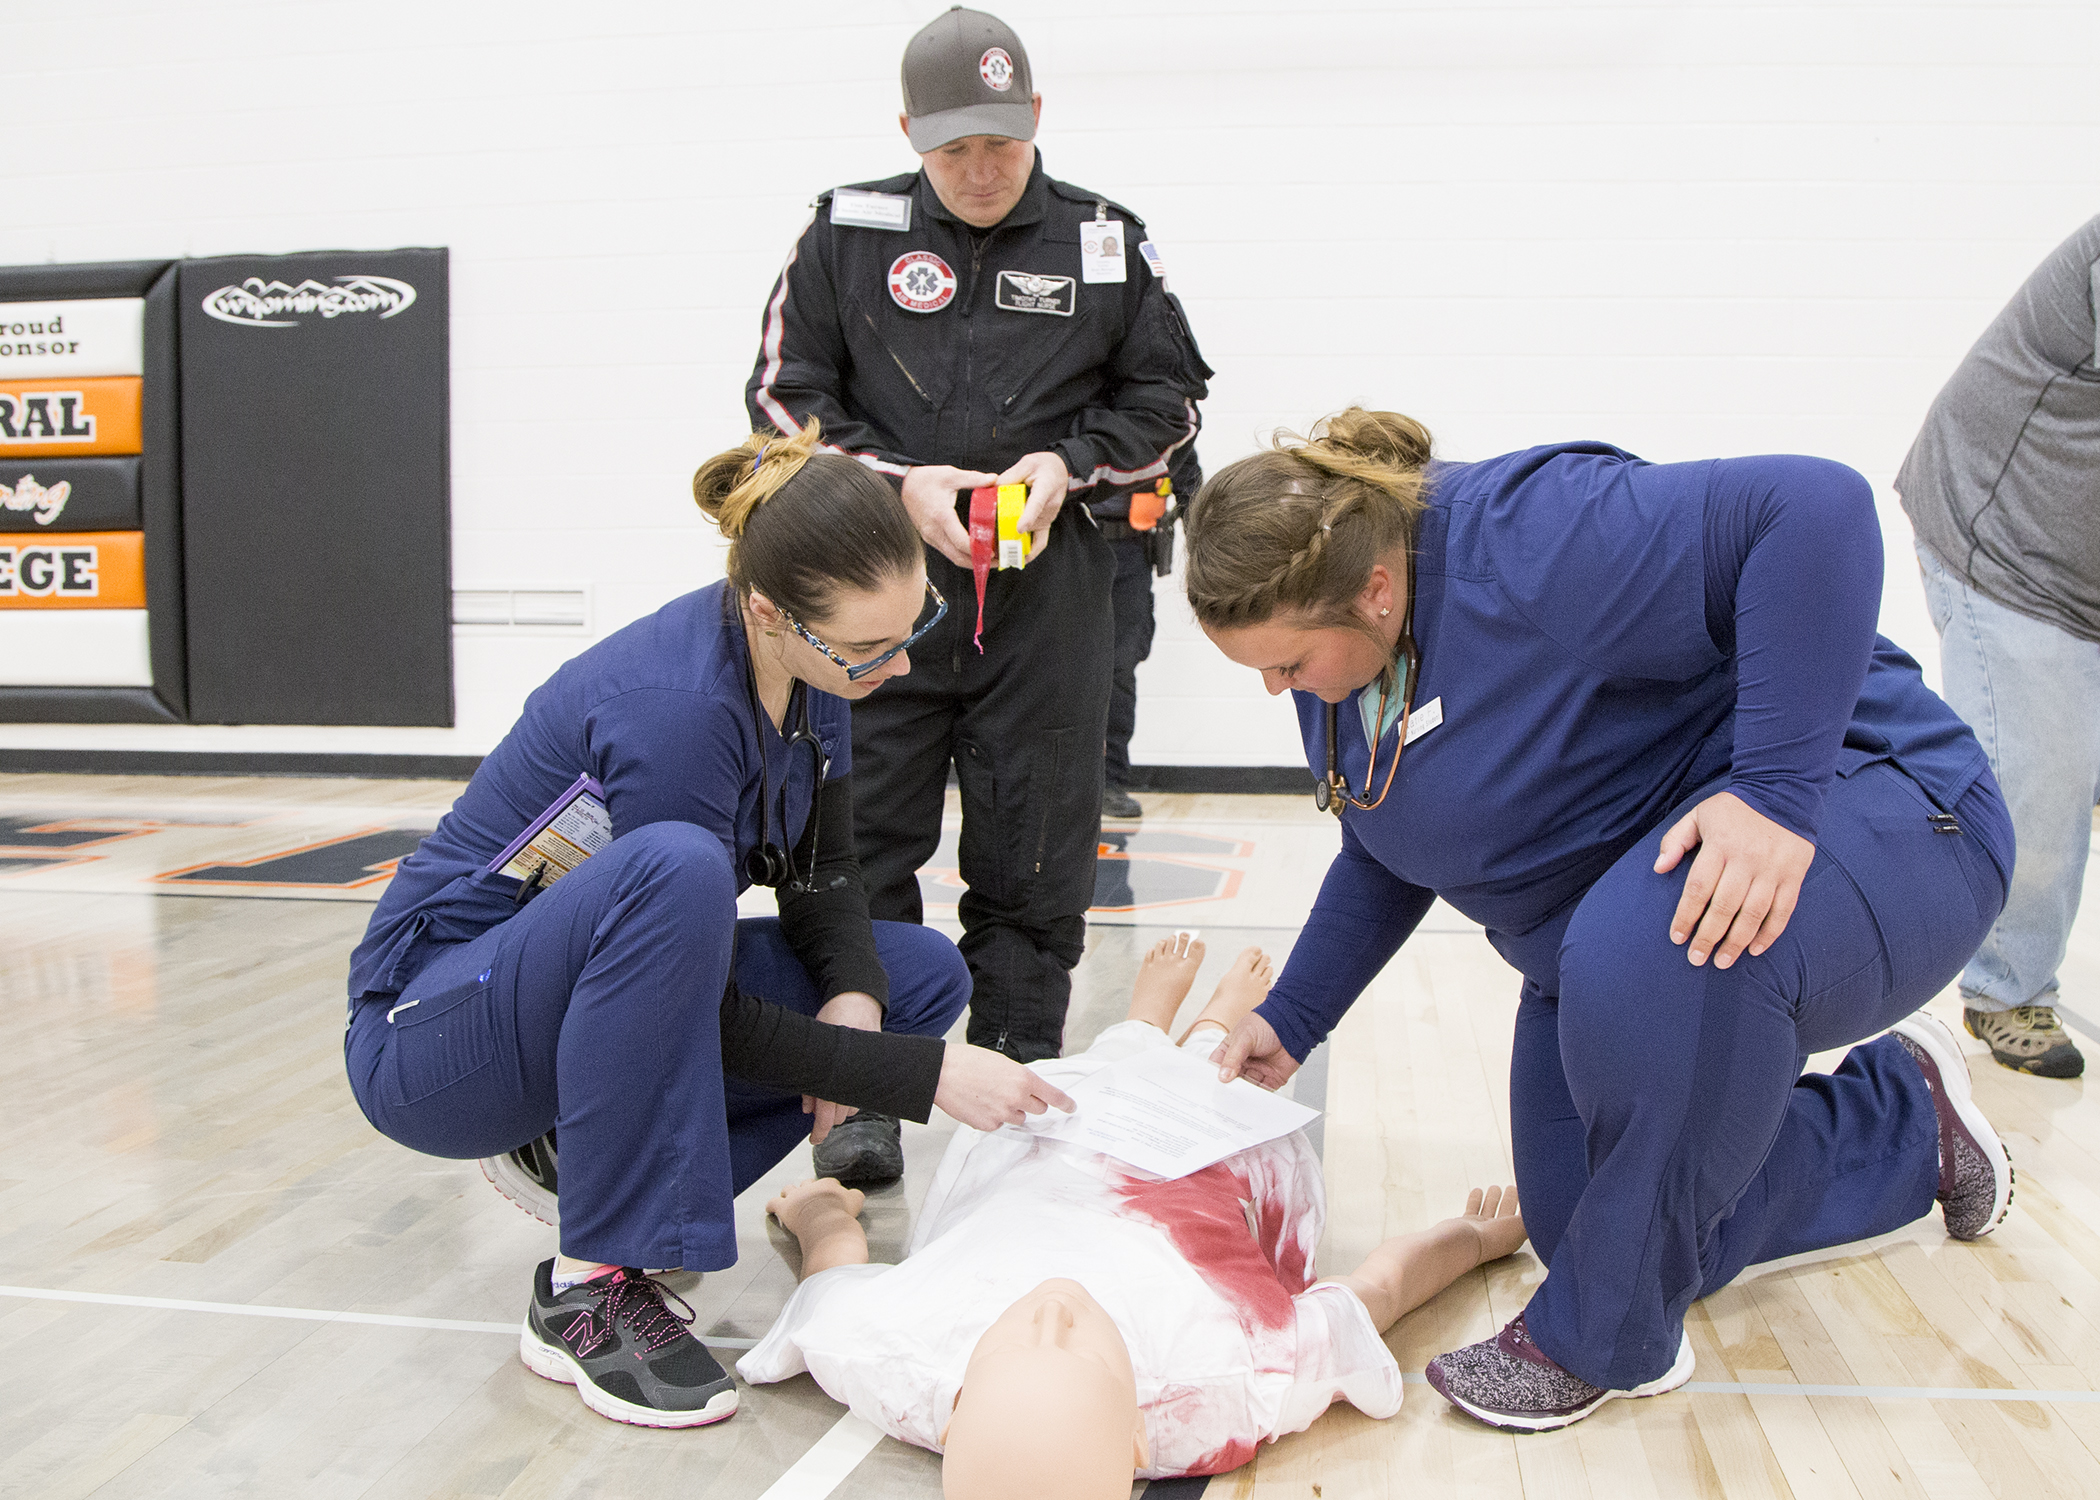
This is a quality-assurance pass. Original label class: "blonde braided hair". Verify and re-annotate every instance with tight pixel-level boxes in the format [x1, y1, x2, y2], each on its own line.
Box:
[1184, 408, 1432, 634]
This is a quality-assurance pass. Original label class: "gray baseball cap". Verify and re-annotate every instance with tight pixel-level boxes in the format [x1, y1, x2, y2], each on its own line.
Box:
[901, 7, 1036, 152]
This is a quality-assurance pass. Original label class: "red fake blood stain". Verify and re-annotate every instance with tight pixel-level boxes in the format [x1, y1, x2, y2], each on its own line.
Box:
[1184, 1437, 1260, 1476]
[1113, 1162, 1296, 1338]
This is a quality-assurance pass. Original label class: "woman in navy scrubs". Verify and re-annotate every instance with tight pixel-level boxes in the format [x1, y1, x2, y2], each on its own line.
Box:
[1184, 409, 2014, 1433]
[344, 422, 1071, 1431]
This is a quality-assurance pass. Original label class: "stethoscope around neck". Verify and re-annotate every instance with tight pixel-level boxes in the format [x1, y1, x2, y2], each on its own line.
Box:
[1313, 553, 1422, 818]
[737, 607, 841, 893]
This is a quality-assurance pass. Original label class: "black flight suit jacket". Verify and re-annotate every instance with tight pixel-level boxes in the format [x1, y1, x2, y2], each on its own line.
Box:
[746, 157, 1211, 504]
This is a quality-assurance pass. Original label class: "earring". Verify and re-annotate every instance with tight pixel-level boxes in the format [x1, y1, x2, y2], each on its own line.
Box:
[1379, 607, 1390, 617]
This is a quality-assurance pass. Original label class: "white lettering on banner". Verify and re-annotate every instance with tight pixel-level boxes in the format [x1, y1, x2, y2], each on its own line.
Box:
[0, 393, 95, 445]
[0, 543, 98, 597]
[199, 276, 417, 328]
[0, 299, 144, 378]
[0, 475, 71, 525]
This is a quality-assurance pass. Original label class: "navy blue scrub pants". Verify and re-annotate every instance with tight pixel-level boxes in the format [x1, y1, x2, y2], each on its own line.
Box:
[1494, 762, 2012, 1392]
[344, 822, 970, 1273]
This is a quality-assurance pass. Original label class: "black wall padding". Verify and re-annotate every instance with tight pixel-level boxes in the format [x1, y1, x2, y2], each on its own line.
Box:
[0, 687, 178, 724]
[0, 459, 141, 531]
[0, 260, 172, 301]
[141, 264, 186, 717]
[178, 248, 452, 726]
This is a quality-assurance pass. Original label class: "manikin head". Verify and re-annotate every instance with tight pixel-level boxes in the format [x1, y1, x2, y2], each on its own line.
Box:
[940, 1278, 1149, 1500]
[1183, 408, 1435, 702]
[898, 7, 1042, 228]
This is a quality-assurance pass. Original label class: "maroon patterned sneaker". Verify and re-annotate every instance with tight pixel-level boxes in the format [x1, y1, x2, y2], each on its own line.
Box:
[1890, 1012, 2014, 1239]
[1424, 1314, 1694, 1432]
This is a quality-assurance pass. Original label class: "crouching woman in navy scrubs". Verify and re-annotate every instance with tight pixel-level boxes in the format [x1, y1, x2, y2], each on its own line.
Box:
[345, 421, 1072, 1431]
[1185, 409, 2014, 1434]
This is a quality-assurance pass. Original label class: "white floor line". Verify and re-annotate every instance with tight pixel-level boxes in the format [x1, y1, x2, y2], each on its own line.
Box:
[1398, 1370, 2100, 1403]
[0, 1284, 760, 1347]
[752, 1413, 884, 1499]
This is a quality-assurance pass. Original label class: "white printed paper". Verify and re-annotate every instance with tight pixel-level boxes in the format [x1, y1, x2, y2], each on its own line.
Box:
[1033, 1040, 1319, 1180]
[0, 299, 145, 379]
[1404, 695, 1443, 745]
[830, 189, 913, 232]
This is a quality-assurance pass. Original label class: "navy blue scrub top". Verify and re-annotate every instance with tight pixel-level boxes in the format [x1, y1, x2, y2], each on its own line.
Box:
[350, 581, 848, 1002]
[1258, 444, 1990, 1062]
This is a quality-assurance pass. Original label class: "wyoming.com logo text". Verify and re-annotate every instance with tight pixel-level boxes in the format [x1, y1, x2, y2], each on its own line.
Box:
[200, 275, 417, 328]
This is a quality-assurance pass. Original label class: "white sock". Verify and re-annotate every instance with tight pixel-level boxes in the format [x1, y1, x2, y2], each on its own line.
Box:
[551, 1261, 617, 1295]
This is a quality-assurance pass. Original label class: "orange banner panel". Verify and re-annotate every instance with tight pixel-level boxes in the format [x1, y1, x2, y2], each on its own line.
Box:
[0, 377, 143, 457]
[0, 531, 146, 608]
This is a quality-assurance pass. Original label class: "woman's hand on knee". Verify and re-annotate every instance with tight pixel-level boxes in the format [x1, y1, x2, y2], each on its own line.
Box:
[1654, 790, 1814, 969]
[1211, 1012, 1298, 1090]
[934, 1044, 1076, 1131]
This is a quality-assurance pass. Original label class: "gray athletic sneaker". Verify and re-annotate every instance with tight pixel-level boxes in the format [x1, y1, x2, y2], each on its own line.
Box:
[1964, 1004, 2085, 1079]
[1424, 1314, 1694, 1432]
[811, 1112, 904, 1187]
[519, 1261, 737, 1428]
[1890, 1012, 2014, 1239]
[483, 1130, 559, 1226]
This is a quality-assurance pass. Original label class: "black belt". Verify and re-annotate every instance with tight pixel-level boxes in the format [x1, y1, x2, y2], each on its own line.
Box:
[1093, 518, 1143, 540]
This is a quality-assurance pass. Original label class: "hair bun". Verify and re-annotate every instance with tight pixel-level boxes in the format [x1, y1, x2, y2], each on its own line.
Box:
[1313, 408, 1433, 470]
[693, 418, 825, 537]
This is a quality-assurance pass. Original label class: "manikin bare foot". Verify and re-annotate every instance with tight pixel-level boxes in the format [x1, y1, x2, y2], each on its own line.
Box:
[1337, 1185, 1527, 1333]
[1125, 932, 1207, 1032]
[1178, 947, 1275, 1044]
[766, 1178, 871, 1280]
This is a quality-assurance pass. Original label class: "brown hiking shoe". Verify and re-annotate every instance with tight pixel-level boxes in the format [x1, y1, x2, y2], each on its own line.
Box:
[1963, 1005, 2085, 1079]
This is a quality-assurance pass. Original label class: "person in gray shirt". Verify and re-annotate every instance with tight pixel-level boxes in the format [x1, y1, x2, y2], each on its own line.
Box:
[1897, 214, 2100, 1078]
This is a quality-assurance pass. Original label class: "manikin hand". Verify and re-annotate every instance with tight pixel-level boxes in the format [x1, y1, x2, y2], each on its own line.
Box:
[998, 450, 1070, 552]
[1654, 790, 1816, 969]
[804, 991, 882, 1145]
[1209, 1010, 1300, 1091]
[900, 464, 997, 568]
[935, 1043, 1076, 1131]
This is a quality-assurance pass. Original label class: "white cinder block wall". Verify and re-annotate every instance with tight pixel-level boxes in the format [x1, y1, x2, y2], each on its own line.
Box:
[4, 0, 2095, 765]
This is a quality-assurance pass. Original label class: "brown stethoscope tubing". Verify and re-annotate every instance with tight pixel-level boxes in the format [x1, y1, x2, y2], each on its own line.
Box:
[1314, 549, 1421, 818]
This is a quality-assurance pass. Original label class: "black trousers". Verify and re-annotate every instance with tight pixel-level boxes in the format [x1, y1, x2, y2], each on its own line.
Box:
[1104, 532, 1158, 785]
[850, 511, 1115, 1062]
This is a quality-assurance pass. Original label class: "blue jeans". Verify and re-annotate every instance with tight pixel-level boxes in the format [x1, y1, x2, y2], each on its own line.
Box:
[1918, 543, 2097, 1013]
[344, 822, 970, 1271]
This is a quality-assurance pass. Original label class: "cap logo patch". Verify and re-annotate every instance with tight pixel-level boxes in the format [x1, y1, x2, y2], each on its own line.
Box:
[887, 251, 957, 314]
[979, 47, 1014, 91]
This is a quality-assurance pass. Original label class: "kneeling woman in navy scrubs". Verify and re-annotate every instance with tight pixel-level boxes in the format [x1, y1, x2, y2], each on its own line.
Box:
[1186, 410, 2014, 1433]
[345, 422, 1071, 1430]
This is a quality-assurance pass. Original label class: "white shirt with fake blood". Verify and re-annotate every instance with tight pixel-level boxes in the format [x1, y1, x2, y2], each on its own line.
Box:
[737, 1021, 1403, 1479]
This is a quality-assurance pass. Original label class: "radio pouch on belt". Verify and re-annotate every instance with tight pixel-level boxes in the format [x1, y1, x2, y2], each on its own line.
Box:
[967, 483, 1032, 652]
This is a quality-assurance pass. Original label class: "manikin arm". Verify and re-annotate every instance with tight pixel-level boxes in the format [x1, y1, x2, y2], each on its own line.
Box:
[1333, 1186, 1527, 1334]
[767, 1180, 872, 1280]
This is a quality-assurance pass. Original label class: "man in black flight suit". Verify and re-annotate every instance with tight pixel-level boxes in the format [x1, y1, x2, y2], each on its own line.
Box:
[747, 5, 1211, 1183]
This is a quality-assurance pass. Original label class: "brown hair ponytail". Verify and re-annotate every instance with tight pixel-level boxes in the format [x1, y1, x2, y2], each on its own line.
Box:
[692, 418, 922, 622]
[1183, 407, 1432, 633]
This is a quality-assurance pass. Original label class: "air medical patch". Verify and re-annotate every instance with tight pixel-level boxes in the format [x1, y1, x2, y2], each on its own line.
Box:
[888, 252, 957, 314]
[980, 47, 1014, 90]
[994, 270, 1075, 316]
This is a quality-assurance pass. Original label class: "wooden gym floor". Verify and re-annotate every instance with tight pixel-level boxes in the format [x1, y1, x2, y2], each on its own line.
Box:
[2, 773, 2098, 1499]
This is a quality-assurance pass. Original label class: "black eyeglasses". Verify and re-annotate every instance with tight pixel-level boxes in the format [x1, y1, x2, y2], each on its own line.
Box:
[778, 581, 947, 682]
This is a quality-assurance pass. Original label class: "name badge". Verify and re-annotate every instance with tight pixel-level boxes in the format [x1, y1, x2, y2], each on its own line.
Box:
[1080, 219, 1128, 284]
[994, 270, 1075, 316]
[829, 189, 912, 232]
[1404, 696, 1443, 746]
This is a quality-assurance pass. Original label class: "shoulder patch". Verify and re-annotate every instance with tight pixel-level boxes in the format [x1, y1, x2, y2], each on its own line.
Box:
[1138, 240, 1167, 279]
